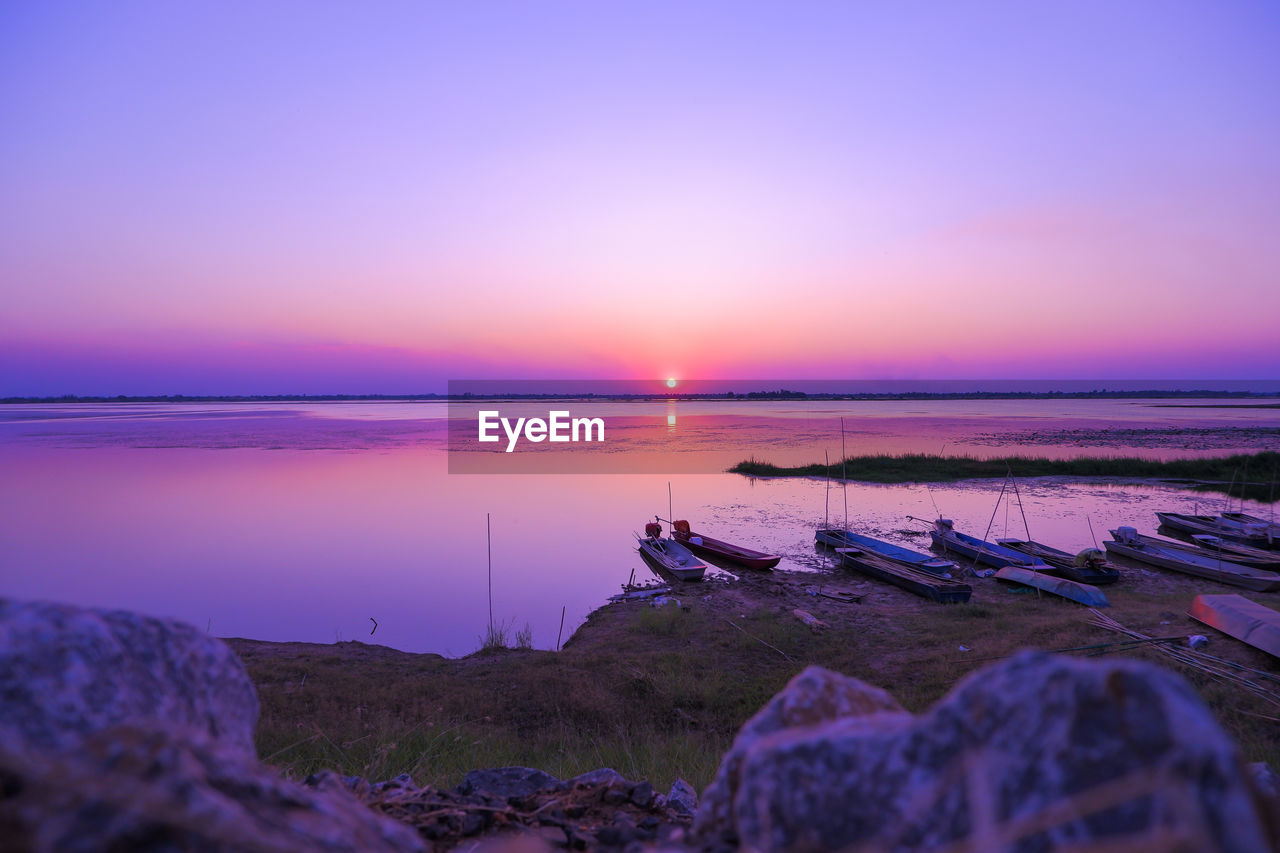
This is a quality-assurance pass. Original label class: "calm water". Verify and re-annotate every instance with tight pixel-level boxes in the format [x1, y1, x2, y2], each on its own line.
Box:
[2, 399, 1277, 654]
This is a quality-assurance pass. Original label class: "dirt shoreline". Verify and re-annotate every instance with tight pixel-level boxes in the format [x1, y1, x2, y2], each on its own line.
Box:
[228, 543, 1280, 794]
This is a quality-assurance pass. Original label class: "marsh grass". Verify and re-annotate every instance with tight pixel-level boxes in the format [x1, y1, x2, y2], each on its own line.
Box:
[232, 570, 1280, 791]
[730, 451, 1280, 502]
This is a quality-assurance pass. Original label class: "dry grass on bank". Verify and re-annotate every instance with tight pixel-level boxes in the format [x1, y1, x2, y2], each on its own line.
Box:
[229, 557, 1280, 792]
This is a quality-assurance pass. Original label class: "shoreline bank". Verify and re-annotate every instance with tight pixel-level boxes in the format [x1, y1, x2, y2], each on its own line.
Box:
[229, 548, 1280, 792]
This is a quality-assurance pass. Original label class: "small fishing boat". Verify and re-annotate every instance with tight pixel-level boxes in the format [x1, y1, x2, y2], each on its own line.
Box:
[1188, 593, 1280, 658]
[1186, 535, 1280, 570]
[1155, 512, 1274, 548]
[929, 519, 1050, 571]
[996, 539, 1121, 585]
[1104, 527, 1280, 592]
[994, 566, 1109, 607]
[669, 520, 780, 569]
[815, 528, 958, 576]
[1118, 529, 1280, 570]
[835, 546, 972, 603]
[637, 521, 707, 581]
[1218, 512, 1280, 544]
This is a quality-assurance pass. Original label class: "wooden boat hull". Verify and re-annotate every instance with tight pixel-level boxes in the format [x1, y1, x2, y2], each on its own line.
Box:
[674, 529, 780, 569]
[1219, 512, 1280, 544]
[929, 524, 1049, 571]
[1188, 594, 1280, 658]
[994, 567, 1109, 607]
[815, 529, 957, 576]
[1104, 532, 1280, 592]
[1156, 512, 1274, 548]
[996, 539, 1121, 585]
[637, 537, 707, 581]
[836, 547, 972, 603]
[1156, 532, 1280, 570]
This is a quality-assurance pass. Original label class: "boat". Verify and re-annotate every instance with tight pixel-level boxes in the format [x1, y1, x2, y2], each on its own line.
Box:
[671, 520, 781, 569]
[636, 521, 707, 581]
[994, 567, 1110, 607]
[929, 519, 1051, 572]
[1104, 527, 1280, 592]
[996, 539, 1121, 585]
[1155, 512, 1274, 548]
[1185, 535, 1280, 570]
[835, 546, 972, 603]
[1219, 512, 1280, 544]
[1188, 593, 1280, 658]
[1122, 529, 1280, 570]
[815, 528, 958, 576]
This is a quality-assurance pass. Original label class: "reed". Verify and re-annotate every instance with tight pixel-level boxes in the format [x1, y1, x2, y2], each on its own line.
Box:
[729, 451, 1280, 501]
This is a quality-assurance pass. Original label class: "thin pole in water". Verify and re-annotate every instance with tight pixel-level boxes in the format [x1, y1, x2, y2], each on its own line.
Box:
[823, 448, 830, 569]
[841, 417, 848, 534]
[668, 481, 673, 530]
[487, 513, 493, 633]
[557, 605, 566, 651]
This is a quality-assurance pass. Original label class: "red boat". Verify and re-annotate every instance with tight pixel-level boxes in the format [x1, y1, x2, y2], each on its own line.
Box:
[670, 519, 782, 569]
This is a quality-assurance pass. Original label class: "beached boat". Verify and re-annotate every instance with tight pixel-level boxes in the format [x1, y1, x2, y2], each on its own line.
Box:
[1186, 535, 1280, 570]
[637, 521, 707, 581]
[1104, 527, 1280, 592]
[1188, 593, 1280, 658]
[996, 539, 1121, 585]
[835, 546, 972, 603]
[994, 566, 1110, 607]
[671, 519, 781, 569]
[929, 519, 1050, 571]
[1121, 529, 1280, 570]
[1219, 512, 1280, 544]
[815, 528, 958, 576]
[1155, 512, 1274, 548]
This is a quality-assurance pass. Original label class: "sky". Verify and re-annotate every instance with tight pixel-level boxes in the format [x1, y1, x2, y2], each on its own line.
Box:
[2, 1, 1278, 395]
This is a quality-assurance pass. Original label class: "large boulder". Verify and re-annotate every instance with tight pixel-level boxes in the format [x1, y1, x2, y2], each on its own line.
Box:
[696, 664, 907, 837]
[697, 653, 1276, 852]
[0, 723, 425, 852]
[0, 599, 259, 756]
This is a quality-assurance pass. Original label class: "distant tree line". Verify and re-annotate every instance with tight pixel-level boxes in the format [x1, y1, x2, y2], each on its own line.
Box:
[3, 389, 1276, 404]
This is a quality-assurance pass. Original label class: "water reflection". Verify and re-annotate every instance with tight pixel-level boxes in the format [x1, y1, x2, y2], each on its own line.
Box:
[0, 401, 1276, 655]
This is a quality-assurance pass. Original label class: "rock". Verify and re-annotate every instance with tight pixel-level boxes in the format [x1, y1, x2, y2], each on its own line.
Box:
[1250, 761, 1277, 799]
[567, 767, 630, 789]
[697, 651, 1274, 852]
[459, 766, 563, 801]
[666, 779, 698, 818]
[0, 723, 425, 852]
[628, 780, 655, 807]
[696, 664, 906, 837]
[0, 599, 258, 756]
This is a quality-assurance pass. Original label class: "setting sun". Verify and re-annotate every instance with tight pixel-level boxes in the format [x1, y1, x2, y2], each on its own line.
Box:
[666, 378, 677, 388]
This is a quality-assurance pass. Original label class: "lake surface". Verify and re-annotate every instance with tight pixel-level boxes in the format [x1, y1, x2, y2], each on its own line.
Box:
[2, 399, 1277, 654]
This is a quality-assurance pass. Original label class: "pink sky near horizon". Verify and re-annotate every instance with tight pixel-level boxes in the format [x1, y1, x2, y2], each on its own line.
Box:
[3, 2, 1279, 394]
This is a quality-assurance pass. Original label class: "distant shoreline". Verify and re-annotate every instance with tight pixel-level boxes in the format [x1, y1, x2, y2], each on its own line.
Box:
[4, 390, 1279, 405]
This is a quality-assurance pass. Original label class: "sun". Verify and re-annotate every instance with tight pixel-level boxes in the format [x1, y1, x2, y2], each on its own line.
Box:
[666, 378, 677, 389]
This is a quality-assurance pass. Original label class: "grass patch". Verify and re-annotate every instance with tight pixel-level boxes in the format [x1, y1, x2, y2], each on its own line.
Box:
[232, 567, 1280, 792]
[729, 451, 1280, 502]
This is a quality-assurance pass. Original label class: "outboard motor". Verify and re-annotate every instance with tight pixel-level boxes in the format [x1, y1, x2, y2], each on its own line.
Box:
[935, 518, 954, 531]
[673, 519, 691, 535]
[1115, 526, 1139, 544]
[644, 522, 662, 539]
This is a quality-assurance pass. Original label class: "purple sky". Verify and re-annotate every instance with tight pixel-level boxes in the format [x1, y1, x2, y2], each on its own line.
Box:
[3, 2, 1278, 394]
